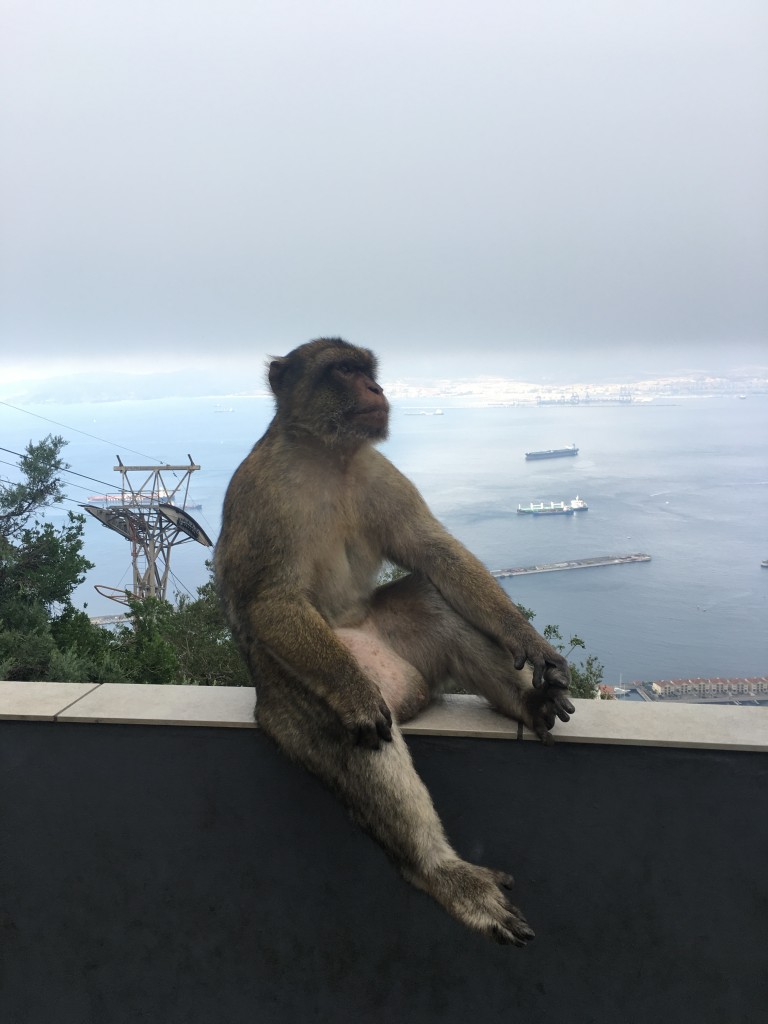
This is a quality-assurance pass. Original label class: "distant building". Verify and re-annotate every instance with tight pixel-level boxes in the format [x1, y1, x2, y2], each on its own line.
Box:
[643, 677, 768, 701]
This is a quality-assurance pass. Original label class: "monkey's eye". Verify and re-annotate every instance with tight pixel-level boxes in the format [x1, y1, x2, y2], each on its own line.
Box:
[337, 363, 356, 375]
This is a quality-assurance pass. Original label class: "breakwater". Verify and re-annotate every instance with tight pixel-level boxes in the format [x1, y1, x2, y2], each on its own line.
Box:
[492, 553, 651, 578]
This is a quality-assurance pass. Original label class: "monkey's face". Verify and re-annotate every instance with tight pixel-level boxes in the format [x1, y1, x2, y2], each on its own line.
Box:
[269, 338, 390, 447]
[334, 360, 390, 442]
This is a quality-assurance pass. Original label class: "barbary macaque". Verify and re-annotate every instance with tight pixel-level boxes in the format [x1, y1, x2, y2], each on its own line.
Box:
[216, 337, 574, 944]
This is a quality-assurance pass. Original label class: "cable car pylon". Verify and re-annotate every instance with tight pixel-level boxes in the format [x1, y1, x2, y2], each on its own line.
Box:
[83, 454, 212, 605]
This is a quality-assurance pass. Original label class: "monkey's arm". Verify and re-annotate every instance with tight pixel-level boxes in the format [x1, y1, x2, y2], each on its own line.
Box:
[374, 470, 571, 691]
[432, 543, 572, 690]
[241, 591, 393, 748]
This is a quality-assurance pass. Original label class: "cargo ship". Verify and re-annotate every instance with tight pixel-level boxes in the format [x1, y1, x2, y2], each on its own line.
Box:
[525, 444, 578, 460]
[517, 496, 588, 516]
[517, 501, 574, 516]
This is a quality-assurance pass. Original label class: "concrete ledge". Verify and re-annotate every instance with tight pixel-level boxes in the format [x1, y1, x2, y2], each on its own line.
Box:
[55, 681, 258, 727]
[409, 692, 768, 752]
[0, 681, 766, 751]
[0, 681, 101, 720]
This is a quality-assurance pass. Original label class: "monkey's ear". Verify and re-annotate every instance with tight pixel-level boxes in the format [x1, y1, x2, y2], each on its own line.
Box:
[268, 358, 288, 395]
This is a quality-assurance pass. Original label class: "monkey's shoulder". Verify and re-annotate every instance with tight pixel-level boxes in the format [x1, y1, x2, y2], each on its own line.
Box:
[357, 450, 431, 517]
[222, 441, 361, 538]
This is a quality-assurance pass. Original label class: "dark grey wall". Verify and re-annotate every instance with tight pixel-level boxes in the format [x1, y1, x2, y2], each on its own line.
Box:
[1, 720, 766, 1024]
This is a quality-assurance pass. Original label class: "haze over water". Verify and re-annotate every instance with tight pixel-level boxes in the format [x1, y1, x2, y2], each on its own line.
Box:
[2, 393, 766, 686]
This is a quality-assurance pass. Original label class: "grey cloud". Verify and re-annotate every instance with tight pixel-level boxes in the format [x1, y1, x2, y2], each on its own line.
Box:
[1, 0, 766, 379]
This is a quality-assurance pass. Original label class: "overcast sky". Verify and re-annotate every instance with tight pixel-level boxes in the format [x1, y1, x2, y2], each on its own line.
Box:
[1, 0, 766, 384]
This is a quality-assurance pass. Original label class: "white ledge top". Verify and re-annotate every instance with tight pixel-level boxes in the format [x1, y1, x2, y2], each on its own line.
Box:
[0, 682, 766, 752]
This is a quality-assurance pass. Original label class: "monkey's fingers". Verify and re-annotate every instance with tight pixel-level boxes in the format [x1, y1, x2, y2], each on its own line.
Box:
[354, 705, 393, 748]
[376, 714, 393, 743]
[509, 645, 549, 686]
[512, 651, 527, 672]
[355, 722, 385, 749]
[377, 700, 393, 740]
[529, 653, 569, 689]
[530, 656, 547, 688]
[542, 658, 571, 688]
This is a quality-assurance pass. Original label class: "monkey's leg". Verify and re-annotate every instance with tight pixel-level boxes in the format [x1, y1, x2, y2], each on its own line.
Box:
[371, 573, 573, 741]
[254, 671, 535, 946]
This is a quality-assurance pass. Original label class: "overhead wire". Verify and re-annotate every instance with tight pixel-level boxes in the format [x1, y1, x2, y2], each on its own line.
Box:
[168, 568, 196, 600]
[0, 398, 167, 463]
[0, 446, 116, 492]
[0, 472, 85, 509]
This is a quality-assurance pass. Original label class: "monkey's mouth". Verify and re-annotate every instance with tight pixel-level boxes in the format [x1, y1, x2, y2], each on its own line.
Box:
[350, 406, 388, 424]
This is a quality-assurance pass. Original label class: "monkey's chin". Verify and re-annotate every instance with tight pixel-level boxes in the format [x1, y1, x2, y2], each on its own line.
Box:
[359, 423, 389, 442]
[351, 409, 389, 439]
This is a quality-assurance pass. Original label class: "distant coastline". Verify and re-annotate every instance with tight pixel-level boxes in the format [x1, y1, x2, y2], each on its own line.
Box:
[2, 367, 766, 407]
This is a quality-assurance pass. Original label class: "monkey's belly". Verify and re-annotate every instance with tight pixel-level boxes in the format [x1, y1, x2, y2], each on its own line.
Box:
[335, 624, 429, 720]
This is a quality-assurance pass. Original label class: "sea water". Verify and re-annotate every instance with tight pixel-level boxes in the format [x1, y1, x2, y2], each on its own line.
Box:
[2, 393, 766, 685]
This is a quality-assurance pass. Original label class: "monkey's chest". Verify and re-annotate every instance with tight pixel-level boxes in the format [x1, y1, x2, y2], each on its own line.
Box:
[306, 535, 380, 627]
[287, 479, 381, 624]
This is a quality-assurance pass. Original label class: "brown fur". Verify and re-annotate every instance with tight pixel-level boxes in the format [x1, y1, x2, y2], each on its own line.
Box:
[216, 337, 574, 944]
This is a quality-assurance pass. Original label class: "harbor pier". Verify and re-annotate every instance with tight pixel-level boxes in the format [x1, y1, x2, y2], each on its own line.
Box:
[492, 553, 651, 578]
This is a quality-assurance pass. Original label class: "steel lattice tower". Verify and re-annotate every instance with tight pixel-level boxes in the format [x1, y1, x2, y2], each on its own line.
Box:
[83, 455, 212, 605]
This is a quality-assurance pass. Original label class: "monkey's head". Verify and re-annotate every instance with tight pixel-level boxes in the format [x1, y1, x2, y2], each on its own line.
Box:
[268, 338, 390, 448]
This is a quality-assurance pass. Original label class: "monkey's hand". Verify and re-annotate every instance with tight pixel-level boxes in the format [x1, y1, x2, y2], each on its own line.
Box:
[503, 621, 572, 691]
[337, 689, 393, 750]
[501, 621, 575, 741]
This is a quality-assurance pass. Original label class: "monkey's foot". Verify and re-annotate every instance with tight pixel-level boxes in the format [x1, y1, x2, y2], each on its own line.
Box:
[417, 861, 535, 946]
[522, 685, 575, 745]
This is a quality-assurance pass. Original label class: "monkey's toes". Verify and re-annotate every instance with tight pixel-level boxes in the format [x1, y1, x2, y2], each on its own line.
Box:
[490, 884, 535, 946]
[555, 699, 574, 722]
[490, 869, 515, 890]
[492, 910, 536, 947]
[433, 861, 534, 947]
[524, 684, 575, 741]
